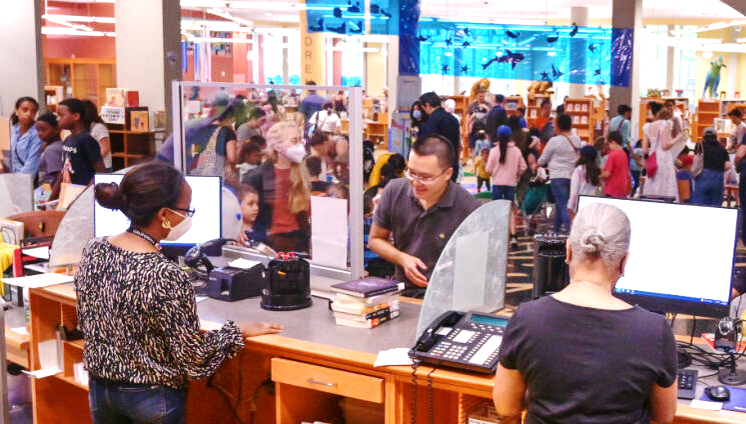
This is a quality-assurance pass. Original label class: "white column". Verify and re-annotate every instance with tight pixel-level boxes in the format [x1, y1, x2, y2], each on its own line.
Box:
[666, 26, 675, 96]
[610, 0, 642, 136]
[115, 0, 180, 113]
[727, 28, 738, 98]
[0, 1, 43, 115]
[283, 35, 290, 85]
[568, 7, 589, 98]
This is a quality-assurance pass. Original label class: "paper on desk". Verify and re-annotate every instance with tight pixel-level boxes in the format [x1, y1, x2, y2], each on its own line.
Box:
[0, 273, 73, 288]
[374, 348, 414, 367]
[690, 399, 723, 411]
[23, 339, 61, 379]
[310, 196, 348, 269]
[228, 258, 261, 269]
[22, 246, 50, 260]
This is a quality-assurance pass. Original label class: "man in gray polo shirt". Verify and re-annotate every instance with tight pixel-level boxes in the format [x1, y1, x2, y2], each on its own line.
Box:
[369, 135, 480, 297]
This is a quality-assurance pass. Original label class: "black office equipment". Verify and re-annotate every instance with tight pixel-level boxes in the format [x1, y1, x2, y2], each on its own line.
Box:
[533, 233, 570, 299]
[409, 310, 509, 374]
[207, 264, 266, 302]
[705, 385, 731, 402]
[677, 369, 698, 400]
[261, 252, 312, 311]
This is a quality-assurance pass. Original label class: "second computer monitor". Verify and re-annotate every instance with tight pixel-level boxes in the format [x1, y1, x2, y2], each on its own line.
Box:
[577, 196, 737, 318]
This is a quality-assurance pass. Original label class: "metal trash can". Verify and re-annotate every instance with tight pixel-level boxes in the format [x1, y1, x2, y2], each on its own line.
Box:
[533, 234, 570, 299]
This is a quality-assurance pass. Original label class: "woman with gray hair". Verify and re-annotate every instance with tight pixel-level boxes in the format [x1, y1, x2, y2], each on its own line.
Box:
[493, 203, 678, 424]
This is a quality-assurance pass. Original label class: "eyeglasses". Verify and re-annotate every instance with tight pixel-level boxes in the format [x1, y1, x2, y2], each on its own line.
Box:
[170, 207, 196, 217]
[404, 167, 448, 183]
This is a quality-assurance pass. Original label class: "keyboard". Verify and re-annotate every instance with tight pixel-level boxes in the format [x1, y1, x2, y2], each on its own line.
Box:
[677, 369, 698, 400]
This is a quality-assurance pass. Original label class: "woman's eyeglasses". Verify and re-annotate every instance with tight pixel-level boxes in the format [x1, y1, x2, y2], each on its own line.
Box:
[170, 207, 196, 217]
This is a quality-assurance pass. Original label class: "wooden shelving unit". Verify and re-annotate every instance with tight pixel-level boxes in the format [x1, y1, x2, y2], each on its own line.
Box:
[45, 58, 116, 107]
[448, 95, 470, 160]
[527, 94, 549, 129]
[637, 97, 689, 141]
[695, 99, 720, 141]
[504, 95, 525, 118]
[564, 98, 594, 143]
[43, 85, 63, 113]
[106, 124, 163, 171]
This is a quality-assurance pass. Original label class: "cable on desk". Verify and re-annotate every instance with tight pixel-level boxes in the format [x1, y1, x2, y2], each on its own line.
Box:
[697, 371, 720, 387]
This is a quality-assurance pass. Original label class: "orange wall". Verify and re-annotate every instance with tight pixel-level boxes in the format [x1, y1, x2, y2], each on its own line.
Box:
[43, 36, 116, 59]
[211, 55, 233, 82]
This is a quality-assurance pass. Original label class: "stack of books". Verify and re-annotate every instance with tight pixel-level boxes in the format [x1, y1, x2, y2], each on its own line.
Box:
[330, 277, 404, 328]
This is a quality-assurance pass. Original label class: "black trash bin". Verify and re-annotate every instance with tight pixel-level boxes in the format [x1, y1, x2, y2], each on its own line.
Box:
[533, 234, 570, 299]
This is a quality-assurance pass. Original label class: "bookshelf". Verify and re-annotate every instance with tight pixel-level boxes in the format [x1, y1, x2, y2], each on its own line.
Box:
[43, 85, 63, 113]
[638, 97, 689, 141]
[695, 99, 720, 141]
[448, 95, 469, 160]
[105, 123, 163, 171]
[504, 95, 525, 118]
[564, 98, 594, 143]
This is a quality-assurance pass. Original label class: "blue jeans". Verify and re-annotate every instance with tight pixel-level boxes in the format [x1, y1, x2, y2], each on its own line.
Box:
[692, 169, 724, 207]
[492, 185, 516, 201]
[89, 377, 186, 424]
[550, 178, 571, 233]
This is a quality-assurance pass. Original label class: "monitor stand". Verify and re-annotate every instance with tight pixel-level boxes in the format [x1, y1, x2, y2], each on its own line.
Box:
[719, 352, 746, 386]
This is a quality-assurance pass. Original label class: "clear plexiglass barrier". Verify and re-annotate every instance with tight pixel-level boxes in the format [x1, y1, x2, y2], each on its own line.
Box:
[170, 82, 365, 279]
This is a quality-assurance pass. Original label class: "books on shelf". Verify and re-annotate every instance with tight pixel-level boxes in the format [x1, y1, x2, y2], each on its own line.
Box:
[331, 277, 404, 298]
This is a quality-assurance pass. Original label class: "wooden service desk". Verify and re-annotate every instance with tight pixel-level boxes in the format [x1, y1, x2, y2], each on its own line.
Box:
[29, 284, 746, 424]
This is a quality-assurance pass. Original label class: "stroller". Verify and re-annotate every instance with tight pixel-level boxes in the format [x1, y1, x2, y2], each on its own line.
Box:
[515, 167, 549, 236]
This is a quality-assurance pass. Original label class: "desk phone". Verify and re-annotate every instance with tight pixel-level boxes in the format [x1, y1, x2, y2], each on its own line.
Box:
[409, 310, 510, 374]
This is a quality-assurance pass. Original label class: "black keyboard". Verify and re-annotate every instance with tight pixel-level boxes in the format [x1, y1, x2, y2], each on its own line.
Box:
[678, 369, 698, 400]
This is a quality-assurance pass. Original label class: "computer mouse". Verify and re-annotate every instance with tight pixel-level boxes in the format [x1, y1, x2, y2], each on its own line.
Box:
[705, 385, 730, 402]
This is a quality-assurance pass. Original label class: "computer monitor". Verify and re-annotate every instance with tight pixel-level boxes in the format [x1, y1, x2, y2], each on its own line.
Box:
[577, 196, 737, 318]
[93, 174, 222, 252]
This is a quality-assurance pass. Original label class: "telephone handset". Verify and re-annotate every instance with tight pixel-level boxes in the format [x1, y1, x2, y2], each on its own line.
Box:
[409, 310, 510, 374]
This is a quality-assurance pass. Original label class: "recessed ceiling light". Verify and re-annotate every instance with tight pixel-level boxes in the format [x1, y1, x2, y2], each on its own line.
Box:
[266, 12, 273, 17]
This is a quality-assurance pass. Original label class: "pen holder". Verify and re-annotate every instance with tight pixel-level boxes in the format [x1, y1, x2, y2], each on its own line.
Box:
[261, 252, 312, 311]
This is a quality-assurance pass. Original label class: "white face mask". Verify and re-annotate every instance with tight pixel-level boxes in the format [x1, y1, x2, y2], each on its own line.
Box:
[281, 143, 306, 163]
[163, 210, 192, 241]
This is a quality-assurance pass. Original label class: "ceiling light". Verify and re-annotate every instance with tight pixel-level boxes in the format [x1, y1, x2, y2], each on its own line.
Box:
[702, 50, 713, 59]
[43, 14, 115, 24]
[206, 8, 253, 26]
[42, 27, 114, 37]
[670, 19, 746, 35]
[182, 33, 254, 44]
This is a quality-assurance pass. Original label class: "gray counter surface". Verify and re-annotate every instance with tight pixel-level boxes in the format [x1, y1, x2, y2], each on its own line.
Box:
[197, 295, 420, 356]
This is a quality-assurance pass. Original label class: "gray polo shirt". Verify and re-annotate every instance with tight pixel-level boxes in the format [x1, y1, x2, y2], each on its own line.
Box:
[373, 178, 480, 288]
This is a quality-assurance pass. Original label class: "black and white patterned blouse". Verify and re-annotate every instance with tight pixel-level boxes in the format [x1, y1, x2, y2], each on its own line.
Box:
[75, 238, 244, 390]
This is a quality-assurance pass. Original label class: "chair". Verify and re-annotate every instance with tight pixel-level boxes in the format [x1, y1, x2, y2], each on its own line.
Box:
[7, 211, 66, 239]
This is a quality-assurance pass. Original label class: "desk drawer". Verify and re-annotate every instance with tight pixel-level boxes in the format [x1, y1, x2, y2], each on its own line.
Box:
[271, 358, 384, 403]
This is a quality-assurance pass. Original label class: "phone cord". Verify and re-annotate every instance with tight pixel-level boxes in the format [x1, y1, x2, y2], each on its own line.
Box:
[410, 362, 419, 424]
[427, 367, 436, 424]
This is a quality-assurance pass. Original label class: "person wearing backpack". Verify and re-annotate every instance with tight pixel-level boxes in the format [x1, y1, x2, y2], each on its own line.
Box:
[607, 104, 632, 150]
[538, 114, 582, 233]
[691, 127, 730, 206]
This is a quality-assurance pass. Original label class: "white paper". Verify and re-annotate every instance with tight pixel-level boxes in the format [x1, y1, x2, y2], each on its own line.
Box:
[374, 348, 414, 367]
[689, 400, 723, 411]
[22, 246, 50, 260]
[23, 263, 49, 274]
[228, 258, 261, 269]
[200, 320, 223, 331]
[310, 197, 348, 269]
[1, 273, 73, 289]
[11, 327, 28, 336]
[195, 296, 208, 303]
[38, 339, 60, 370]
[22, 367, 61, 379]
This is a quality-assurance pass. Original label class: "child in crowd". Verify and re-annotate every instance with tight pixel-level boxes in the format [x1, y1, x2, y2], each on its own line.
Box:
[568, 146, 601, 214]
[34, 113, 65, 203]
[306, 156, 330, 193]
[82, 100, 112, 172]
[325, 182, 349, 200]
[35, 113, 64, 188]
[594, 136, 608, 168]
[58, 98, 105, 186]
[728, 108, 746, 151]
[516, 149, 548, 235]
[629, 140, 645, 194]
[238, 142, 262, 181]
[473, 148, 491, 193]
[601, 131, 631, 199]
[473, 127, 491, 157]
[236, 184, 266, 245]
[676, 154, 694, 203]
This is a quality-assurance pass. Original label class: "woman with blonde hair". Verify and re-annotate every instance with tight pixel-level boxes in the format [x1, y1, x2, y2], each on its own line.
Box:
[642, 102, 682, 201]
[242, 121, 311, 252]
[494, 202, 677, 424]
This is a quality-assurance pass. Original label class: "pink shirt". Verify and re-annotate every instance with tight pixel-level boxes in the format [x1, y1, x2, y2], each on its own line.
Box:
[485, 142, 527, 187]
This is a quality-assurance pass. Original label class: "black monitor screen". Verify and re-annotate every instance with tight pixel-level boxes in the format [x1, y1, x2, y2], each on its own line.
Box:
[577, 196, 737, 318]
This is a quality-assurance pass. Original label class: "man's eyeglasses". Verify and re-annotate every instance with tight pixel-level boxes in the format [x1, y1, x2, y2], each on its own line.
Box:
[170, 207, 196, 217]
[404, 167, 448, 183]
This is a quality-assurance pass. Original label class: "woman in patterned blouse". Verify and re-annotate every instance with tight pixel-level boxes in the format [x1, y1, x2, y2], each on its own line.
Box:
[76, 161, 282, 423]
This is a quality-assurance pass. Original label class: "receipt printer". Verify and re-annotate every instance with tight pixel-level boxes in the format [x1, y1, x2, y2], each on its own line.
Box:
[208, 264, 267, 302]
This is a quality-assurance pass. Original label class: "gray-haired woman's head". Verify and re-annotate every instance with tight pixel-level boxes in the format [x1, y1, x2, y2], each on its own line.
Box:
[568, 203, 631, 270]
